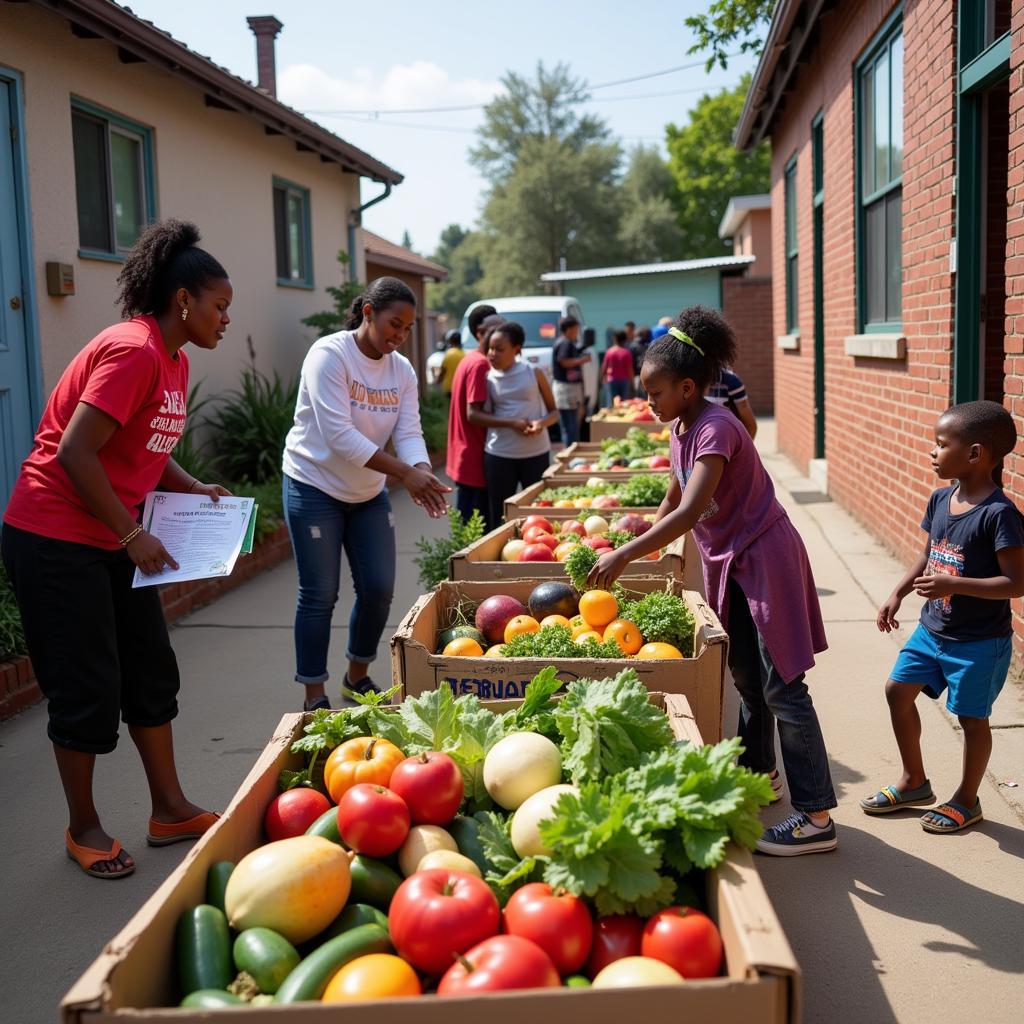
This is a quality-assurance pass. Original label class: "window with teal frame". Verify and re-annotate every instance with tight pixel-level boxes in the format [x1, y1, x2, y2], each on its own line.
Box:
[784, 156, 799, 333]
[70, 99, 155, 260]
[856, 12, 903, 331]
[273, 178, 313, 288]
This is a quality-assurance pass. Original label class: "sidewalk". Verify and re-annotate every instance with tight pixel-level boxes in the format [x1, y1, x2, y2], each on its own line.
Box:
[0, 434, 1022, 1022]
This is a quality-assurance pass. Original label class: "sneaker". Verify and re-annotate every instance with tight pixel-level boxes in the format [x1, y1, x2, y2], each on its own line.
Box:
[341, 674, 383, 704]
[756, 812, 837, 856]
[303, 695, 331, 712]
[769, 770, 784, 804]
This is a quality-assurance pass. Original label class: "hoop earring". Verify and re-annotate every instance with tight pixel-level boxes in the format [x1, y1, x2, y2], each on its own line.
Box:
[181, 307, 189, 322]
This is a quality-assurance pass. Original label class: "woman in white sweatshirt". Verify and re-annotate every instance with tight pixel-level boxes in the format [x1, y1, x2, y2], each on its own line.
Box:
[282, 277, 449, 709]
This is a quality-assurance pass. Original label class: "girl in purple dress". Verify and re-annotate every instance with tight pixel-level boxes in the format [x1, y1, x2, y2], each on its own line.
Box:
[588, 305, 838, 856]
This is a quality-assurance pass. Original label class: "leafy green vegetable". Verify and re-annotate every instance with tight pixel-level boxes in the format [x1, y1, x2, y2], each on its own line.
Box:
[615, 474, 669, 507]
[555, 670, 676, 784]
[501, 624, 623, 659]
[472, 811, 544, 905]
[600, 427, 666, 458]
[620, 590, 695, 654]
[564, 544, 598, 592]
[413, 508, 486, 589]
[498, 666, 563, 742]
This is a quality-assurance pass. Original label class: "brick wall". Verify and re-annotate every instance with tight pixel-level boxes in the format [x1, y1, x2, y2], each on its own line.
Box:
[723, 275, 774, 414]
[771, 0, 957, 565]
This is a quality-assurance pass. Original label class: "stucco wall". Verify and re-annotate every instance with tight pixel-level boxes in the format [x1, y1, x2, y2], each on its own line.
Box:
[3, 3, 367, 403]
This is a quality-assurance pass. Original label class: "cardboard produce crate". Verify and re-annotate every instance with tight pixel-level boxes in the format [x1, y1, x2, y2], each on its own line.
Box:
[503, 478, 662, 521]
[449, 517, 687, 582]
[391, 577, 726, 741]
[589, 409, 665, 441]
[61, 695, 800, 1024]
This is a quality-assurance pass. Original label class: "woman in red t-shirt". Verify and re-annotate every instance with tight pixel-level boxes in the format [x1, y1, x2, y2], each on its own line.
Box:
[1, 220, 232, 878]
[602, 330, 635, 406]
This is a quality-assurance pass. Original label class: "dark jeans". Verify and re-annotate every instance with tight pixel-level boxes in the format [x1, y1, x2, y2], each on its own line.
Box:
[558, 408, 581, 446]
[455, 483, 490, 531]
[606, 379, 630, 404]
[727, 575, 837, 813]
[484, 451, 550, 530]
[282, 475, 396, 684]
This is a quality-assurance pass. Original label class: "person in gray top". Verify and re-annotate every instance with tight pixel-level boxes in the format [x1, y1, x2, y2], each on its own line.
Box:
[467, 321, 559, 529]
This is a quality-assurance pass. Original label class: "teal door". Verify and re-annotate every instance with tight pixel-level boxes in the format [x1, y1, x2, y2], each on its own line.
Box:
[0, 77, 34, 506]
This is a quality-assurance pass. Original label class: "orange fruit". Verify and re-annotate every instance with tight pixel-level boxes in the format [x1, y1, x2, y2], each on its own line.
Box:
[569, 614, 586, 630]
[504, 615, 541, 643]
[574, 630, 603, 645]
[571, 621, 595, 640]
[579, 590, 619, 629]
[554, 499, 576, 508]
[322, 953, 421, 1002]
[553, 542, 577, 562]
[636, 641, 684, 660]
[603, 619, 643, 656]
[540, 614, 571, 629]
[443, 636, 484, 657]
[484, 644, 507, 658]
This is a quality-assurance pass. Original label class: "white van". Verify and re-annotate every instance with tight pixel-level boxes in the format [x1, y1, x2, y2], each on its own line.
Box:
[427, 295, 599, 411]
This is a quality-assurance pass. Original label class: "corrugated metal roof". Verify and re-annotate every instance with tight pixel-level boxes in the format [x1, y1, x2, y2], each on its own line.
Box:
[540, 255, 755, 282]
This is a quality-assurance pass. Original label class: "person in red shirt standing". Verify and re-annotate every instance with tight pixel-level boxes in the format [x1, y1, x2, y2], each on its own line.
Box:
[602, 330, 635, 406]
[446, 304, 497, 528]
[1, 220, 233, 879]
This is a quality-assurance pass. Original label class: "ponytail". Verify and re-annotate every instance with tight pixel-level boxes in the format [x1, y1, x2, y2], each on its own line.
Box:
[344, 276, 417, 330]
[641, 305, 737, 389]
[115, 219, 227, 318]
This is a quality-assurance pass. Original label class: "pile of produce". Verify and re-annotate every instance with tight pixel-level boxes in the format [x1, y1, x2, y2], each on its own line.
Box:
[172, 671, 774, 1007]
[597, 397, 659, 423]
[436, 578, 695, 661]
[531, 474, 670, 510]
[566, 428, 672, 472]
[497, 513, 662, 565]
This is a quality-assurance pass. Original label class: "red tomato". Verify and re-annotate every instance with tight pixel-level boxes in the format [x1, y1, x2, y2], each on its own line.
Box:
[535, 499, 554, 507]
[263, 788, 331, 842]
[437, 935, 561, 996]
[389, 869, 501, 976]
[641, 907, 723, 979]
[336, 784, 410, 857]
[559, 520, 587, 538]
[503, 883, 594, 975]
[388, 752, 464, 825]
[586, 914, 645, 979]
[522, 525, 555, 545]
[522, 515, 554, 533]
[581, 536, 613, 551]
[520, 543, 555, 562]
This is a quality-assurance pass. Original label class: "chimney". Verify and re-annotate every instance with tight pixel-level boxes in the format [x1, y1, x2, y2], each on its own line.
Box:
[247, 15, 284, 97]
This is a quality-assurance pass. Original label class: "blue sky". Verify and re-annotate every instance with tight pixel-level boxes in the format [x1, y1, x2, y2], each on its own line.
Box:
[123, 1, 760, 255]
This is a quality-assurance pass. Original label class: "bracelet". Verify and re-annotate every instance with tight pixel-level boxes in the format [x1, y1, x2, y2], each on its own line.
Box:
[188, 478, 199, 493]
[119, 525, 143, 547]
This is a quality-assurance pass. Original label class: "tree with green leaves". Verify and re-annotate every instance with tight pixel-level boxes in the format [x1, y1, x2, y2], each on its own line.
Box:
[685, 0, 775, 71]
[427, 224, 486, 321]
[302, 250, 362, 337]
[401, 229, 414, 252]
[617, 145, 683, 265]
[665, 75, 770, 258]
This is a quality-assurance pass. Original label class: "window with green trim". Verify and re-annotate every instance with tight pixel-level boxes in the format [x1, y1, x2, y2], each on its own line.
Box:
[71, 103, 153, 256]
[784, 157, 799, 332]
[857, 22, 903, 327]
[273, 179, 312, 286]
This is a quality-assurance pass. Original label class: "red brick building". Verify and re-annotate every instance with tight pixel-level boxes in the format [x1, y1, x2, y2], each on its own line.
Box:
[736, 1, 1024, 652]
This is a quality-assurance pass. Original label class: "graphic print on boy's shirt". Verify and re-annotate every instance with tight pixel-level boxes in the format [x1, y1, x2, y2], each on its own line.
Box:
[924, 537, 964, 615]
[675, 465, 720, 522]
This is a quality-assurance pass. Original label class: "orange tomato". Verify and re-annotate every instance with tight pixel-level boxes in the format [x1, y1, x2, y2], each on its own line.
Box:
[321, 953, 421, 1002]
[571, 621, 595, 640]
[554, 499, 576, 508]
[574, 630, 603, 645]
[504, 615, 541, 643]
[603, 619, 643, 656]
[579, 590, 619, 630]
[540, 614, 571, 629]
[553, 542, 577, 562]
[636, 642, 684, 660]
[324, 736, 405, 804]
[484, 644, 507, 658]
[444, 637, 485, 657]
[569, 615, 586, 630]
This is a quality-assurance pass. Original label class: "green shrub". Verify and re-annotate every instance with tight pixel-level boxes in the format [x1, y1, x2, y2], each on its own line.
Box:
[413, 508, 486, 589]
[174, 381, 216, 482]
[241, 475, 286, 544]
[420, 389, 448, 457]
[0, 563, 26, 663]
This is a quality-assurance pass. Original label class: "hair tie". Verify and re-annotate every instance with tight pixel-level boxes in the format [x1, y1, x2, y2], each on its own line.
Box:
[668, 326, 705, 356]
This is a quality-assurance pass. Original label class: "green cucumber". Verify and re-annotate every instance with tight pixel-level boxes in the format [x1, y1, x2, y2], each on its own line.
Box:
[180, 989, 244, 1008]
[205, 861, 235, 915]
[447, 815, 489, 876]
[348, 855, 402, 910]
[233, 928, 301, 995]
[176, 904, 232, 996]
[274, 923, 392, 1004]
[304, 807, 343, 846]
[322, 903, 389, 940]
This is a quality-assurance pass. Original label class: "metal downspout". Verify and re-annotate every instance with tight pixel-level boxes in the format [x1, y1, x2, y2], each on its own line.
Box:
[348, 180, 393, 278]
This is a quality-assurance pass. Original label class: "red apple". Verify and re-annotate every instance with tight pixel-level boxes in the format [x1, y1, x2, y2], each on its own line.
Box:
[264, 788, 331, 842]
[559, 520, 586, 538]
[523, 525, 555, 545]
[582, 537, 613, 551]
[521, 543, 555, 562]
[523, 515, 554, 534]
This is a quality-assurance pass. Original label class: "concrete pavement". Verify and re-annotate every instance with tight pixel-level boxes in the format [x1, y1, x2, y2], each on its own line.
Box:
[1, 428, 1022, 1022]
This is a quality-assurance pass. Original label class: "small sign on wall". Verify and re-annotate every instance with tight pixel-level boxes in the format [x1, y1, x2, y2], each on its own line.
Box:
[45, 262, 75, 296]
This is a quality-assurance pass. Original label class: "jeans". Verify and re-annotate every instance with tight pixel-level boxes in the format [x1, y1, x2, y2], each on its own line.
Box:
[606, 379, 630, 404]
[727, 575, 837, 813]
[558, 408, 580, 446]
[455, 483, 490, 531]
[282, 475, 396, 684]
[483, 451, 550, 531]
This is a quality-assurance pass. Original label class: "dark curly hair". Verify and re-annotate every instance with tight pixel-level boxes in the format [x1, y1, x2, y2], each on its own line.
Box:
[344, 276, 417, 330]
[940, 400, 1018, 485]
[115, 219, 228, 318]
[641, 305, 737, 389]
[490, 320, 525, 349]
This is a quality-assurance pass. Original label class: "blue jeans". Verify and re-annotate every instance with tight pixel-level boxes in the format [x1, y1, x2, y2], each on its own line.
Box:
[558, 408, 580, 446]
[606, 379, 630, 404]
[282, 475, 396, 684]
[727, 575, 837, 813]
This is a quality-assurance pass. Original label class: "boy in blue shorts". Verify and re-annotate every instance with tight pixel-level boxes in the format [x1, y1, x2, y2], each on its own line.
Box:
[864, 400, 1024, 832]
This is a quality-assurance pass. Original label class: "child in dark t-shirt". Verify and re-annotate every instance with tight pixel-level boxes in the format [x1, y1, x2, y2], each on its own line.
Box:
[865, 401, 1024, 833]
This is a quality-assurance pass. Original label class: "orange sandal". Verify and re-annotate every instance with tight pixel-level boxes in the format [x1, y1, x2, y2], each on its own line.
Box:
[65, 829, 135, 879]
[146, 811, 220, 847]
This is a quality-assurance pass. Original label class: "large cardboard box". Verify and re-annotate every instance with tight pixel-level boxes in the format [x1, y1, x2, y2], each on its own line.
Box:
[391, 578, 726, 741]
[61, 696, 800, 1024]
[449, 517, 687, 582]
[503, 478, 662, 521]
[589, 410, 665, 441]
